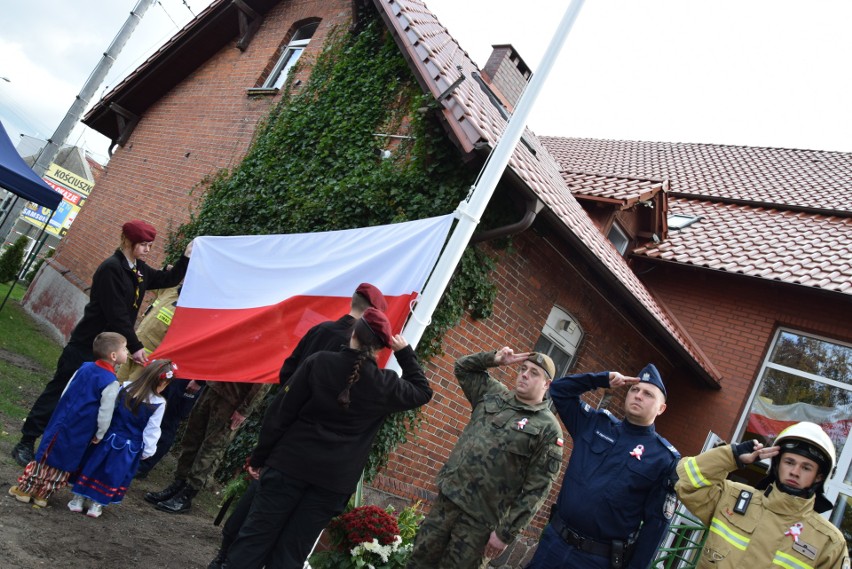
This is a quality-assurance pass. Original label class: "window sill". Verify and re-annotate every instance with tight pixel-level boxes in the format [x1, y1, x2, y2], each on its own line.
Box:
[246, 87, 279, 97]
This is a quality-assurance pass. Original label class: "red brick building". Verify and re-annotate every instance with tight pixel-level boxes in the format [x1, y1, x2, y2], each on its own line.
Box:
[22, 0, 852, 559]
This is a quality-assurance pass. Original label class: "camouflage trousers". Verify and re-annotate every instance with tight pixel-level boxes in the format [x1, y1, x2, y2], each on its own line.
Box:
[407, 492, 493, 569]
[175, 388, 237, 490]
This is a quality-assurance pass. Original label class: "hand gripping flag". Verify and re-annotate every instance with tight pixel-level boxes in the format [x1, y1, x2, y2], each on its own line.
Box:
[152, 215, 453, 383]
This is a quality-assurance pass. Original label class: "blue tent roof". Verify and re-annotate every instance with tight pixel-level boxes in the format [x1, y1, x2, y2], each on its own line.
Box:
[0, 121, 62, 210]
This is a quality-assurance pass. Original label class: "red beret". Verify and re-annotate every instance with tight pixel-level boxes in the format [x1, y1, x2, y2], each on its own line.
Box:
[356, 282, 388, 312]
[361, 307, 392, 348]
[122, 220, 157, 243]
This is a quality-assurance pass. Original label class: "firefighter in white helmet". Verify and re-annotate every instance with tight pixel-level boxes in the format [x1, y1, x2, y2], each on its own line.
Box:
[675, 421, 849, 569]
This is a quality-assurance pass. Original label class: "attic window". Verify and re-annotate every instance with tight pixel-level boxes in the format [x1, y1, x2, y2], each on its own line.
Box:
[263, 22, 318, 90]
[607, 222, 630, 255]
[668, 214, 700, 230]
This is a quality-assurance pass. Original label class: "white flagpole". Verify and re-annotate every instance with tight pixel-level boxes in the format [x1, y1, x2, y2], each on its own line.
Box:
[392, 0, 586, 367]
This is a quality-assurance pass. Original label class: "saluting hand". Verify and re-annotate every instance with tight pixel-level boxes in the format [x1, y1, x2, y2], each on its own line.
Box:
[608, 372, 640, 388]
[494, 347, 530, 366]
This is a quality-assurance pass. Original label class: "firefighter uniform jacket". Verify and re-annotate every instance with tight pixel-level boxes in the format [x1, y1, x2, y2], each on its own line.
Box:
[676, 444, 850, 569]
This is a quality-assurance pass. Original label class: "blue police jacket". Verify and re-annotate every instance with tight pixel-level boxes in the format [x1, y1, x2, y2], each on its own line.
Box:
[550, 371, 680, 569]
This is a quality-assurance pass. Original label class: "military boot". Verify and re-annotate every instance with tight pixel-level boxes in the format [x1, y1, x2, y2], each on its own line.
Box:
[144, 479, 186, 505]
[155, 485, 198, 513]
[207, 546, 228, 569]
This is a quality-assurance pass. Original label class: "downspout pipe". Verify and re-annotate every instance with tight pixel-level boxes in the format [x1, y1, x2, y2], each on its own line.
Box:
[471, 198, 544, 243]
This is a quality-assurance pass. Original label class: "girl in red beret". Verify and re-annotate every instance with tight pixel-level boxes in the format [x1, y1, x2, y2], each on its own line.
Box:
[225, 308, 433, 569]
[11, 221, 193, 467]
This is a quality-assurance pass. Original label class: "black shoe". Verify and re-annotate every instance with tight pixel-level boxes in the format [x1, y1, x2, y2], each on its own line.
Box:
[145, 479, 186, 505]
[207, 547, 228, 569]
[11, 442, 34, 467]
[155, 485, 197, 514]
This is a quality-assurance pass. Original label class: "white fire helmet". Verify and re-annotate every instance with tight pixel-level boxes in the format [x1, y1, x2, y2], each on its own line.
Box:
[774, 421, 837, 477]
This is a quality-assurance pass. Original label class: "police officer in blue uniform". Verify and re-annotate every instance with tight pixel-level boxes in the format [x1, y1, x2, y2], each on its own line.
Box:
[526, 363, 679, 569]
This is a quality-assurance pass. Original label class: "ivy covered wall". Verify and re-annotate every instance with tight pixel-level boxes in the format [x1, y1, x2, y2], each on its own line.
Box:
[163, 15, 502, 482]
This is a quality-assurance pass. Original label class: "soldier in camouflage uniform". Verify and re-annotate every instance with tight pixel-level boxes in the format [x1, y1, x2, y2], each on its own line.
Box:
[407, 348, 564, 569]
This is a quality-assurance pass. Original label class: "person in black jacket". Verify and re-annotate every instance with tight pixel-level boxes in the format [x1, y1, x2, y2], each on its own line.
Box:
[11, 219, 192, 467]
[207, 282, 388, 569]
[224, 308, 432, 569]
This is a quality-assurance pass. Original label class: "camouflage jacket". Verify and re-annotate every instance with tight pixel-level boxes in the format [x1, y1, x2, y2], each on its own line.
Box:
[436, 351, 563, 544]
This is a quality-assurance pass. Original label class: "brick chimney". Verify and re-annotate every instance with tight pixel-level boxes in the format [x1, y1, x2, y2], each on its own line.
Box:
[481, 44, 532, 109]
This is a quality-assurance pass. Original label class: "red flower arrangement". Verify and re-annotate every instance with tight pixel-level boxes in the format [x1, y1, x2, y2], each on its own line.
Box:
[328, 504, 400, 550]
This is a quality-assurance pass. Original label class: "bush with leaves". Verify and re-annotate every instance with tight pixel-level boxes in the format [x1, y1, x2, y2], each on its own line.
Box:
[0, 234, 29, 283]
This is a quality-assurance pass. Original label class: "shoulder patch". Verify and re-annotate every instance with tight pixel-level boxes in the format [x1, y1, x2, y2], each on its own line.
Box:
[601, 409, 618, 423]
[655, 433, 680, 458]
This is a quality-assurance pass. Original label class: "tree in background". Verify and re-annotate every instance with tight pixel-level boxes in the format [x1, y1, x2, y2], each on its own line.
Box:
[0, 234, 28, 283]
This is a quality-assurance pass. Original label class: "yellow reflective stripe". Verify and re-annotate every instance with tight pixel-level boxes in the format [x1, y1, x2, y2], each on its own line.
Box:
[773, 550, 813, 569]
[684, 456, 710, 488]
[156, 306, 174, 326]
[709, 518, 750, 551]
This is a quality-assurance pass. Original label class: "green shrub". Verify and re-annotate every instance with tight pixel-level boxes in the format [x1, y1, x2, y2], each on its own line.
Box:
[0, 234, 28, 283]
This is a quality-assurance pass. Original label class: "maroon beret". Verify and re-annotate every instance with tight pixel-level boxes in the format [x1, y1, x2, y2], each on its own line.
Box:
[361, 307, 392, 348]
[356, 282, 388, 312]
[122, 220, 157, 244]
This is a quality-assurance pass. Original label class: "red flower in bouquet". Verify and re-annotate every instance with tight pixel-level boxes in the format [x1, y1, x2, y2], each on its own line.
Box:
[329, 504, 400, 550]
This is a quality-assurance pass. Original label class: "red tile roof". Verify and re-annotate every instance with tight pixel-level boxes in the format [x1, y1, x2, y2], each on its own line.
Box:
[541, 138, 852, 296]
[540, 137, 852, 215]
[559, 171, 664, 208]
[375, 0, 722, 385]
[636, 198, 851, 294]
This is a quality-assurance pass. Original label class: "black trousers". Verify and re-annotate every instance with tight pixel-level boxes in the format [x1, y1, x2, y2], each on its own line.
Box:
[221, 478, 259, 549]
[21, 342, 92, 442]
[226, 467, 349, 569]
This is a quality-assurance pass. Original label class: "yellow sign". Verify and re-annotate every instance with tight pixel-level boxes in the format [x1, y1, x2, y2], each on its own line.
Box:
[45, 163, 93, 196]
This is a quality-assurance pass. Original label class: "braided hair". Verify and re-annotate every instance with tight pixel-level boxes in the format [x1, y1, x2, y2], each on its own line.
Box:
[337, 318, 385, 409]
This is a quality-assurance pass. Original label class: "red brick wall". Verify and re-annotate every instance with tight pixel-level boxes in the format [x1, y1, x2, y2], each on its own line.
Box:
[373, 230, 694, 534]
[639, 264, 852, 456]
[46, 0, 354, 296]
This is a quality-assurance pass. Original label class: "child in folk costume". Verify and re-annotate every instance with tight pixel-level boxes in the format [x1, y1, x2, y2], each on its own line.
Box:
[69, 359, 177, 518]
[9, 332, 127, 507]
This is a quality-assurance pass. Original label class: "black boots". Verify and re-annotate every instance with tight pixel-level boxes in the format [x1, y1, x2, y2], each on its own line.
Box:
[155, 484, 198, 513]
[207, 546, 228, 569]
[144, 479, 186, 504]
[11, 441, 35, 467]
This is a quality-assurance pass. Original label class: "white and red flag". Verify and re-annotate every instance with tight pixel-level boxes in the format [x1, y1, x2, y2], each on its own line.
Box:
[152, 215, 454, 383]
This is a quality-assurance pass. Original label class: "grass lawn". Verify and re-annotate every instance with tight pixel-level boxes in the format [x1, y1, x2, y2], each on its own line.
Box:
[0, 285, 62, 431]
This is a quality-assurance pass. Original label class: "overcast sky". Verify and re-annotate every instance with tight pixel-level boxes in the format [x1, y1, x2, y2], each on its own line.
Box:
[2, 0, 851, 166]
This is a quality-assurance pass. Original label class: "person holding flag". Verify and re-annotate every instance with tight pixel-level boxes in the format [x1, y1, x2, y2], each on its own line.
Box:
[224, 308, 432, 569]
[207, 282, 388, 569]
[11, 220, 191, 467]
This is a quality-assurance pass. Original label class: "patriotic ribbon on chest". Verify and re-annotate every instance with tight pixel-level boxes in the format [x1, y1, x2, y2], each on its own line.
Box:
[785, 522, 803, 543]
[629, 444, 645, 460]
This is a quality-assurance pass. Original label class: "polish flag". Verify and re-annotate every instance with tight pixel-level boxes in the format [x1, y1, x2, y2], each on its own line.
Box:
[152, 215, 454, 383]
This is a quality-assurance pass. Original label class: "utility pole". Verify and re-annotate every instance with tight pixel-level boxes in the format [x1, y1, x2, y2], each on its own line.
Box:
[31, 0, 156, 176]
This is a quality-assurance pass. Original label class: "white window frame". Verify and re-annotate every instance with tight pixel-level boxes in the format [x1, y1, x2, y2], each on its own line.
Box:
[733, 327, 852, 525]
[534, 306, 584, 378]
[262, 23, 318, 90]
